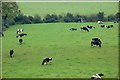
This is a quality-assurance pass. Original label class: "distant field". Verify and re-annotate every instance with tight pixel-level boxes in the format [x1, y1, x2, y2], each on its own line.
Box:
[17, 2, 118, 17]
[2, 22, 119, 78]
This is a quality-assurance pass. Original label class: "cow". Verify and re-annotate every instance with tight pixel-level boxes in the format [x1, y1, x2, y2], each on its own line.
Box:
[100, 25, 105, 28]
[10, 49, 14, 58]
[87, 25, 95, 29]
[91, 40, 101, 47]
[16, 29, 24, 34]
[97, 21, 103, 24]
[81, 27, 89, 32]
[70, 28, 77, 31]
[19, 38, 23, 44]
[42, 57, 52, 65]
[16, 33, 27, 38]
[106, 25, 113, 29]
[92, 38, 102, 44]
[91, 38, 102, 47]
[91, 73, 104, 80]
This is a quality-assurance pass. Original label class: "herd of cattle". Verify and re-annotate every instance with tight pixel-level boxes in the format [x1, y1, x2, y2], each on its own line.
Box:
[1, 22, 116, 80]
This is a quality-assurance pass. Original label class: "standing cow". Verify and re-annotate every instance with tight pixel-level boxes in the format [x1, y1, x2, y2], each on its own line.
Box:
[10, 49, 14, 58]
[81, 27, 89, 32]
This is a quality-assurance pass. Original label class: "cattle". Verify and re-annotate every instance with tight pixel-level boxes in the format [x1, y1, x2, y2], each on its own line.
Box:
[97, 21, 103, 24]
[70, 28, 77, 31]
[100, 25, 105, 28]
[106, 25, 113, 29]
[81, 27, 89, 32]
[0, 32, 4, 37]
[16, 33, 27, 38]
[42, 57, 52, 65]
[16, 29, 24, 34]
[10, 49, 14, 58]
[87, 25, 95, 29]
[19, 38, 23, 44]
[91, 38, 102, 47]
[92, 38, 102, 44]
[91, 73, 104, 80]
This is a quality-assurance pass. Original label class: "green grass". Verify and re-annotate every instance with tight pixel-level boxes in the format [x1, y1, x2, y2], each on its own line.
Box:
[2, 22, 119, 78]
[17, 2, 118, 17]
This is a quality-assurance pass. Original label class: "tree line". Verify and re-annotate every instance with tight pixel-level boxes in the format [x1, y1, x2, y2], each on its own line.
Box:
[2, 2, 120, 31]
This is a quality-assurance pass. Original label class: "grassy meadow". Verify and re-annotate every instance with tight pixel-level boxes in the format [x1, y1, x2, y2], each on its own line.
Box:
[17, 2, 118, 17]
[2, 22, 119, 78]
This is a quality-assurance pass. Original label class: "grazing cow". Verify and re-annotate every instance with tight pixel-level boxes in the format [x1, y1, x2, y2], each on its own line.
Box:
[2, 33, 4, 37]
[81, 27, 89, 32]
[92, 38, 102, 44]
[100, 25, 105, 28]
[106, 25, 113, 29]
[91, 38, 102, 47]
[87, 25, 95, 29]
[91, 73, 104, 80]
[16, 33, 27, 38]
[70, 28, 77, 31]
[42, 57, 52, 65]
[19, 38, 23, 44]
[91, 40, 101, 47]
[10, 49, 14, 58]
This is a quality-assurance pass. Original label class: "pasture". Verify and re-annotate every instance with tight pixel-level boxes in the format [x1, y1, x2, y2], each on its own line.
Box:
[2, 22, 119, 78]
[17, 2, 118, 17]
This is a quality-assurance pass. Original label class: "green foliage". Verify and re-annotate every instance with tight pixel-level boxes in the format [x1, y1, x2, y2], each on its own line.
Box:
[2, 2, 20, 29]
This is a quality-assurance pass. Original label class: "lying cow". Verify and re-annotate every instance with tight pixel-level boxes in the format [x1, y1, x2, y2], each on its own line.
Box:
[42, 57, 52, 65]
[81, 27, 89, 32]
[70, 28, 77, 31]
[91, 73, 104, 80]
[10, 49, 14, 58]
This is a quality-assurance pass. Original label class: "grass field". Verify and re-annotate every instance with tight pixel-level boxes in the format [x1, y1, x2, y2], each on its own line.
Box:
[2, 22, 119, 78]
[17, 2, 118, 17]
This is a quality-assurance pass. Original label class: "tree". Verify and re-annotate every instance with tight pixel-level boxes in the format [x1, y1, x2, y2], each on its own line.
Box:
[96, 12, 105, 21]
[2, 2, 20, 29]
[63, 13, 75, 22]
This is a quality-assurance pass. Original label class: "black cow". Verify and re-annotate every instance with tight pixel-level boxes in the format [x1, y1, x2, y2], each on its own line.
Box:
[92, 38, 102, 44]
[106, 25, 113, 29]
[70, 28, 77, 31]
[16, 33, 27, 38]
[100, 25, 105, 28]
[10, 49, 14, 58]
[42, 57, 52, 65]
[91, 73, 104, 80]
[81, 27, 89, 32]
[91, 40, 101, 47]
[19, 39, 23, 44]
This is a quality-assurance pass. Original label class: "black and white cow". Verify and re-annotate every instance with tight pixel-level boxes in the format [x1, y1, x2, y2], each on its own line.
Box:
[81, 27, 89, 32]
[106, 25, 113, 29]
[87, 25, 95, 29]
[91, 38, 102, 47]
[70, 28, 77, 31]
[10, 49, 14, 58]
[91, 73, 104, 80]
[42, 57, 52, 65]
[16, 29, 24, 34]
[16, 33, 27, 38]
